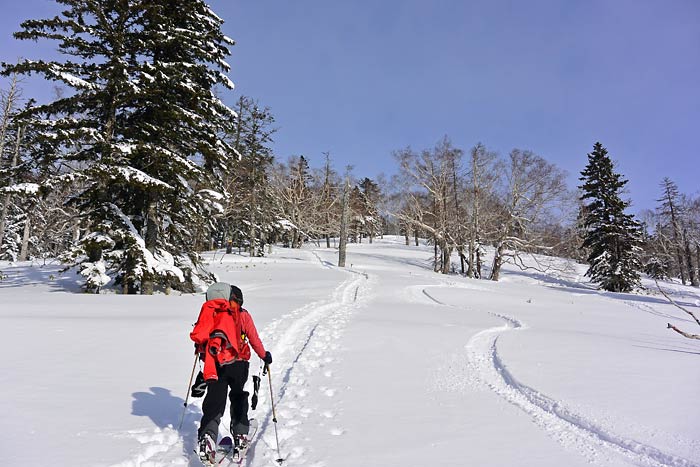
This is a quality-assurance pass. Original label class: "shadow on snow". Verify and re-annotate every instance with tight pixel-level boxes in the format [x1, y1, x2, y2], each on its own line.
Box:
[131, 386, 201, 459]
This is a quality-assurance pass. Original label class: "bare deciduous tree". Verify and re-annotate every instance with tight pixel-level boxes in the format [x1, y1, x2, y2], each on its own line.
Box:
[394, 140, 459, 274]
[489, 149, 569, 281]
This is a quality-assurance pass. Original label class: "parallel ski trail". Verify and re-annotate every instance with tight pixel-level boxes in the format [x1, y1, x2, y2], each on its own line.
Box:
[418, 284, 698, 467]
[465, 311, 699, 467]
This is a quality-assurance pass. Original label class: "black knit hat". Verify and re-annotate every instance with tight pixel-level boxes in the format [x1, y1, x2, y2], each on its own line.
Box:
[229, 285, 243, 305]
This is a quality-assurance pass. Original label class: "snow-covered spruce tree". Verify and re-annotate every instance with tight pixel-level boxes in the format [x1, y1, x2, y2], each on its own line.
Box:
[0, 72, 25, 258]
[579, 142, 642, 292]
[3, 0, 236, 293]
[0, 95, 47, 262]
[123, 0, 237, 293]
[4, 1, 157, 291]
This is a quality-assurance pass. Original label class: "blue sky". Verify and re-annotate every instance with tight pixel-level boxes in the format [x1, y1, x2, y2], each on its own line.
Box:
[2, 0, 699, 212]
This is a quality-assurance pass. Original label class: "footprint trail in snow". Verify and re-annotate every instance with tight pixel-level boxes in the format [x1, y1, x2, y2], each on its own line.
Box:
[247, 254, 374, 466]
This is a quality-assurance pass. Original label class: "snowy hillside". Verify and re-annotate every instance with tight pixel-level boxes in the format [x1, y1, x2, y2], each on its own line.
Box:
[1, 237, 698, 467]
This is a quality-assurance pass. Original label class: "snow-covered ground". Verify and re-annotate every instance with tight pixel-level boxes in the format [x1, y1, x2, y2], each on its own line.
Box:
[1, 237, 698, 467]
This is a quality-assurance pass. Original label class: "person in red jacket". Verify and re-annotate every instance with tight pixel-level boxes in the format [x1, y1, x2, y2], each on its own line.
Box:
[190, 282, 272, 462]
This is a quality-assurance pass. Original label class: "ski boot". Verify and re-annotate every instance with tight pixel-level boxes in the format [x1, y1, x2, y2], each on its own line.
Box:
[234, 433, 250, 451]
[198, 433, 216, 465]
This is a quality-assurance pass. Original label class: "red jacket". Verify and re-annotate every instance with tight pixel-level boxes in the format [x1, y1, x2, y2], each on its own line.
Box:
[190, 298, 266, 381]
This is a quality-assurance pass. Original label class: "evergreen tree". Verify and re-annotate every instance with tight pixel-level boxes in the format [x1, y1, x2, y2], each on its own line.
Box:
[579, 142, 642, 292]
[3, 0, 236, 293]
[125, 0, 237, 293]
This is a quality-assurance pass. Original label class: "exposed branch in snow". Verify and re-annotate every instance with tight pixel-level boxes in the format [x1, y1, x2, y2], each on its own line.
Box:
[666, 323, 700, 340]
[656, 279, 700, 341]
[655, 279, 700, 327]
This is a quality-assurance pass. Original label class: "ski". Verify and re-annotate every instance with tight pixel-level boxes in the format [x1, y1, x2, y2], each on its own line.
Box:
[193, 419, 259, 467]
[216, 437, 234, 466]
[232, 418, 259, 466]
[193, 436, 235, 467]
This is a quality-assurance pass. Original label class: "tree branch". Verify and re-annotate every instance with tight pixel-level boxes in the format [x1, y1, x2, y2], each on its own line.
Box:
[666, 323, 700, 340]
[655, 279, 700, 327]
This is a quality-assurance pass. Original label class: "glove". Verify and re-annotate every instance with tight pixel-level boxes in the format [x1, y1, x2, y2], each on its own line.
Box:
[263, 351, 272, 365]
[190, 371, 207, 398]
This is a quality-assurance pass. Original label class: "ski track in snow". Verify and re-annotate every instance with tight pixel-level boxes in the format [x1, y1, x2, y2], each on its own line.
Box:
[422, 284, 699, 467]
[109, 250, 373, 467]
[244, 250, 374, 466]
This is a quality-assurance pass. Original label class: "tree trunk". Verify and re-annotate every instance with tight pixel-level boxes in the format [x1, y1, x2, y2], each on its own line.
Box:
[73, 222, 81, 244]
[490, 243, 504, 281]
[18, 215, 31, 261]
[249, 209, 256, 256]
[434, 236, 439, 272]
[0, 193, 10, 251]
[676, 245, 687, 284]
[414, 229, 419, 246]
[685, 232, 699, 287]
[450, 152, 464, 275]
[326, 234, 331, 248]
[292, 229, 300, 249]
[141, 200, 158, 295]
[696, 243, 700, 286]
[475, 247, 482, 279]
[468, 147, 480, 279]
[467, 240, 475, 278]
[338, 179, 349, 267]
[441, 244, 451, 274]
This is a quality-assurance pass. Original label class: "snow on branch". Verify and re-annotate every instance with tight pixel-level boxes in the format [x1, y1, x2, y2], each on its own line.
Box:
[48, 64, 98, 90]
[0, 183, 40, 195]
[100, 165, 173, 190]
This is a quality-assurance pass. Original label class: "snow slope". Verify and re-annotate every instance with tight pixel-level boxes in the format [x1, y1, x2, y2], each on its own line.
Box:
[0, 237, 698, 467]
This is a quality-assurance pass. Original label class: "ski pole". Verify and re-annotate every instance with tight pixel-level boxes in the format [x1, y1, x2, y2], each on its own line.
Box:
[265, 364, 284, 464]
[178, 353, 199, 430]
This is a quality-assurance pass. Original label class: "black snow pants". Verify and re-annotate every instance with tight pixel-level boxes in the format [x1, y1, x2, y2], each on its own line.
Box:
[198, 360, 250, 440]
